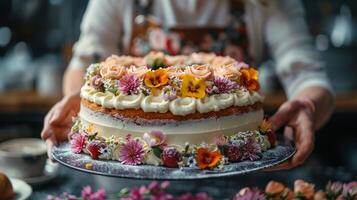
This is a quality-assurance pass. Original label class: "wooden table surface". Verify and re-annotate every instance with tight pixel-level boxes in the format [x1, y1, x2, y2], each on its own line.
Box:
[0, 90, 356, 113]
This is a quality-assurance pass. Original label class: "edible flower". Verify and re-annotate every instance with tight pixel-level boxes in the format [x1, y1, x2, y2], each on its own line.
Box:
[265, 181, 285, 196]
[119, 135, 145, 165]
[126, 65, 149, 78]
[195, 147, 222, 170]
[213, 135, 227, 146]
[70, 133, 86, 153]
[206, 76, 237, 94]
[294, 180, 315, 200]
[259, 119, 273, 133]
[144, 69, 169, 89]
[119, 74, 141, 95]
[90, 75, 104, 90]
[100, 58, 126, 79]
[239, 68, 260, 91]
[143, 130, 166, 147]
[185, 64, 212, 79]
[181, 74, 206, 99]
[213, 63, 240, 81]
[234, 187, 266, 200]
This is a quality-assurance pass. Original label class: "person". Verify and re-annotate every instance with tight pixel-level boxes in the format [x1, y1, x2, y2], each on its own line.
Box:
[41, 0, 334, 170]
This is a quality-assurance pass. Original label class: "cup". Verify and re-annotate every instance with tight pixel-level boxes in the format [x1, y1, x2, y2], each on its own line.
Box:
[0, 138, 47, 179]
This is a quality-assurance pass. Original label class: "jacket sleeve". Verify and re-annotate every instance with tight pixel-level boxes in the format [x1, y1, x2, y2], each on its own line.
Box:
[264, 0, 333, 98]
[68, 0, 123, 69]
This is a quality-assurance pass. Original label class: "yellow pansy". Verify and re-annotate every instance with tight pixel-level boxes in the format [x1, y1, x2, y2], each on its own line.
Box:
[181, 74, 206, 99]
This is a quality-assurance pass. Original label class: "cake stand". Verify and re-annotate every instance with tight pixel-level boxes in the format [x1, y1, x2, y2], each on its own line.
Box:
[52, 133, 295, 180]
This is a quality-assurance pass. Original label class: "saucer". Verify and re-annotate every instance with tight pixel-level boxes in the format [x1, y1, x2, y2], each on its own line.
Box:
[23, 159, 59, 186]
[10, 178, 32, 200]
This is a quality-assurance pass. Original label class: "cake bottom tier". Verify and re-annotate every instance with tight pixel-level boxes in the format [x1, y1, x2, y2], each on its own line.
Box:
[79, 105, 264, 146]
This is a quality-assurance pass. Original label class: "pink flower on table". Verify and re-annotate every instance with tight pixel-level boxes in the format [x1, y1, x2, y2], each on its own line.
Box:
[143, 130, 166, 147]
[119, 74, 141, 95]
[70, 133, 86, 153]
[342, 181, 357, 198]
[89, 189, 106, 200]
[185, 65, 212, 79]
[233, 187, 265, 200]
[127, 65, 149, 79]
[119, 137, 145, 165]
[294, 180, 315, 200]
[81, 186, 93, 198]
[178, 192, 213, 200]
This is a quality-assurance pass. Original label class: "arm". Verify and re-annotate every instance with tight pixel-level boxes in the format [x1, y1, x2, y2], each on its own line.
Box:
[264, 0, 334, 169]
[63, 0, 124, 95]
[42, 0, 124, 158]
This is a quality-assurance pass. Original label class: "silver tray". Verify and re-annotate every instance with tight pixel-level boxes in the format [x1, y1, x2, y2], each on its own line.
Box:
[52, 134, 295, 180]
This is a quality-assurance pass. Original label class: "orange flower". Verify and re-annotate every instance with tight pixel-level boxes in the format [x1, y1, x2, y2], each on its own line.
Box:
[294, 180, 315, 200]
[239, 68, 260, 91]
[265, 181, 285, 196]
[144, 69, 169, 88]
[260, 119, 273, 132]
[195, 147, 222, 170]
[181, 74, 206, 99]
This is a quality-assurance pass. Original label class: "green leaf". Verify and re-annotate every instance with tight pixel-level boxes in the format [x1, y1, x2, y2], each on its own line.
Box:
[218, 145, 227, 154]
[152, 146, 163, 158]
[117, 188, 129, 197]
[88, 132, 98, 141]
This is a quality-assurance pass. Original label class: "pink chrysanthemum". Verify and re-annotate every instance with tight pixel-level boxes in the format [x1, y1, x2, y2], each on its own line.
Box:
[241, 138, 262, 161]
[119, 74, 141, 95]
[119, 137, 145, 165]
[70, 133, 86, 153]
[207, 76, 237, 94]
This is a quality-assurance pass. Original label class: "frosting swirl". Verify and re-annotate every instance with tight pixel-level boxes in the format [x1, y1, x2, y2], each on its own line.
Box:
[141, 96, 169, 113]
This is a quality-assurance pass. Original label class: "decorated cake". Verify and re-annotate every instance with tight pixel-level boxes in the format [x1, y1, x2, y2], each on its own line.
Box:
[69, 52, 276, 170]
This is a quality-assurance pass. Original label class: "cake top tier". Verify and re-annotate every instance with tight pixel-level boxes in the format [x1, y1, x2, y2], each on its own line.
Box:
[85, 51, 260, 96]
[81, 52, 263, 116]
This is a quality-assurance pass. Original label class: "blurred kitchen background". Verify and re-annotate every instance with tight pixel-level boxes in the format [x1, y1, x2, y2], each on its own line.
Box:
[0, 0, 356, 198]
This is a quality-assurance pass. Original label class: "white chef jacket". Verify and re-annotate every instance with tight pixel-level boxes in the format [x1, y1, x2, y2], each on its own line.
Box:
[68, 0, 333, 98]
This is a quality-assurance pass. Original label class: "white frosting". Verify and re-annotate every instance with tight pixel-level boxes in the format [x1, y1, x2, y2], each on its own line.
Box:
[114, 93, 144, 109]
[80, 85, 264, 115]
[79, 105, 264, 146]
[169, 97, 196, 116]
[141, 95, 169, 113]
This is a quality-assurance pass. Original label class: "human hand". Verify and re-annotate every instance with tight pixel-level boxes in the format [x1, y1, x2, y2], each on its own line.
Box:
[268, 98, 316, 170]
[41, 94, 80, 159]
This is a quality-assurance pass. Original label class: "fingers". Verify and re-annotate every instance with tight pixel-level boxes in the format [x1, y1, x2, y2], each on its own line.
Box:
[265, 111, 315, 171]
[291, 113, 314, 167]
[41, 109, 55, 140]
[270, 100, 304, 131]
[46, 138, 55, 161]
[49, 101, 71, 126]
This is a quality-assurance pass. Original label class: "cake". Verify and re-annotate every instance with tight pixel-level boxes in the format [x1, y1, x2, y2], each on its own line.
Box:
[70, 52, 276, 169]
